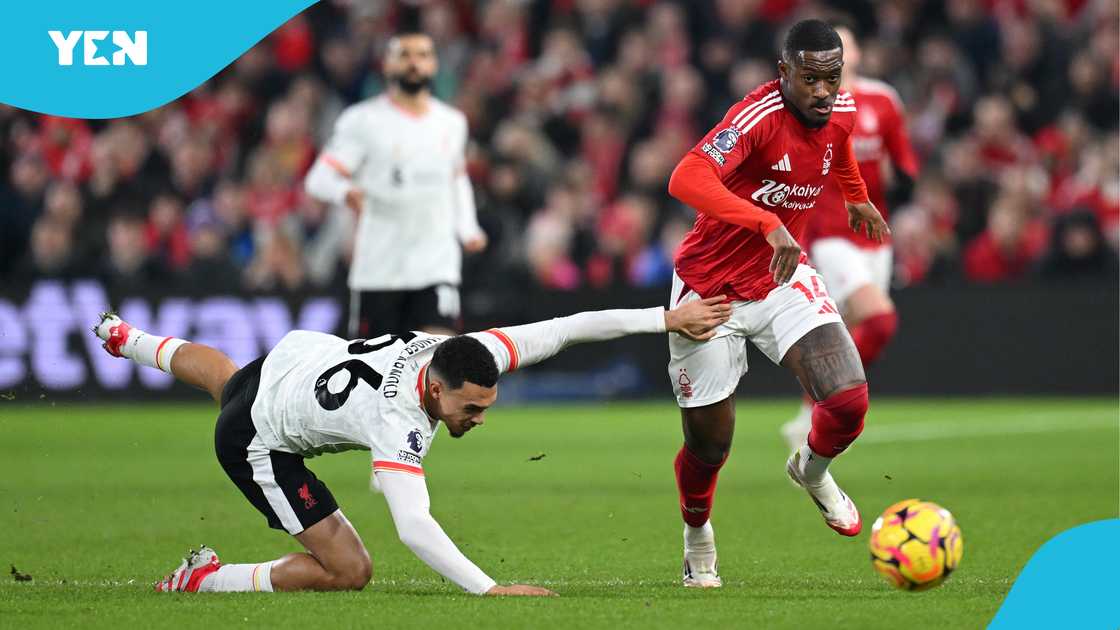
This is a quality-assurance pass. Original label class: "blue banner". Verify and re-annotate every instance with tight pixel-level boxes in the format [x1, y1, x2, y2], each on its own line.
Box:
[989, 519, 1120, 628]
[0, 1, 317, 118]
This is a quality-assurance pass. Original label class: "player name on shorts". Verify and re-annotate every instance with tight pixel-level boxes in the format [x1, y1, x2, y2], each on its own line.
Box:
[750, 179, 825, 210]
[382, 336, 441, 398]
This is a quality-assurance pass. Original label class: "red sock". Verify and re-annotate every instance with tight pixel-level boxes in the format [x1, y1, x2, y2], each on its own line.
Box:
[674, 445, 726, 527]
[807, 383, 869, 457]
[849, 311, 898, 368]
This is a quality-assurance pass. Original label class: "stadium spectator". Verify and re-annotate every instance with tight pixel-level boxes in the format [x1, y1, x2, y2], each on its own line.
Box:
[1035, 210, 1120, 281]
[145, 193, 192, 272]
[187, 212, 243, 293]
[962, 194, 1047, 283]
[0, 0, 1116, 294]
[17, 216, 77, 279]
[100, 213, 170, 293]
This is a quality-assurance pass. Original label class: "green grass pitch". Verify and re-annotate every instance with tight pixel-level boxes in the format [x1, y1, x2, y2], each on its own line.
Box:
[1, 398, 1116, 629]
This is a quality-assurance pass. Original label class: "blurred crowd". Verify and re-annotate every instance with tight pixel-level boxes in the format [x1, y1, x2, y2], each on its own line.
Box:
[1, 0, 1117, 295]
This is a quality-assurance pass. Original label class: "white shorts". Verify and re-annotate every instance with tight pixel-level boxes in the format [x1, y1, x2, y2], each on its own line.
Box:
[668, 264, 844, 408]
[808, 238, 892, 309]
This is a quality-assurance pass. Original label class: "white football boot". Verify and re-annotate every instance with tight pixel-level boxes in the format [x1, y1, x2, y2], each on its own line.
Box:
[786, 448, 862, 536]
[154, 546, 222, 592]
[682, 521, 722, 588]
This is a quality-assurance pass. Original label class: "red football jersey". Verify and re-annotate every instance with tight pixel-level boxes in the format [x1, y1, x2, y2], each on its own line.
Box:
[809, 78, 919, 248]
[674, 79, 861, 301]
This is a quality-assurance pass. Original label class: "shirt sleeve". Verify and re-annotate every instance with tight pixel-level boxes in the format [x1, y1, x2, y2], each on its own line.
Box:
[452, 117, 484, 243]
[668, 153, 784, 234]
[468, 307, 666, 373]
[369, 410, 427, 478]
[881, 97, 920, 179]
[830, 135, 870, 204]
[305, 107, 367, 205]
[304, 156, 352, 205]
[688, 96, 779, 176]
[377, 469, 497, 595]
[325, 107, 368, 173]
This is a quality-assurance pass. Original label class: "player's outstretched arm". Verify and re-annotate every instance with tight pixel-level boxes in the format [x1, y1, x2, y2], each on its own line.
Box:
[664, 296, 733, 341]
[377, 470, 556, 596]
[474, 299, 731, 373]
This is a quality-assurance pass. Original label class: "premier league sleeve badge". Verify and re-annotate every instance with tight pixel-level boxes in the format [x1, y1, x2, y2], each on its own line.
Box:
[712, 127, 740, 153]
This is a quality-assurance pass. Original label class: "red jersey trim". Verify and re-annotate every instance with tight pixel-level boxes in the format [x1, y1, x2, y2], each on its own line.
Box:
[372, 460, 424, 477]
[483, 329, 519, 371]
[383, 94, 431, 119]
[416, 363, 429, 401]
[321, 154, 352, 177]
[153, 337, 173, 371]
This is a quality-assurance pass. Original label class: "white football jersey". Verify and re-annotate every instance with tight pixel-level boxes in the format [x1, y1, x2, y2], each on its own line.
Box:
[250, 329, 513, 474]
[318, 95, 480, 291]
[249, 307, 666, 471]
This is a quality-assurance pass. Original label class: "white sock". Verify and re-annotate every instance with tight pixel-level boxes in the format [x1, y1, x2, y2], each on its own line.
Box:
[199, 562, 274, 592]
[121, 329, 188, 374]
[684, 520, 715, 550]
[797, 443, 833, 486]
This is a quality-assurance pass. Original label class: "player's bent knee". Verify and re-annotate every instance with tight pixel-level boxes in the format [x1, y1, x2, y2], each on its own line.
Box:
[821, 383, 869, 422]
[685, 439, 731, 465]
[327, 556, 372, 591]
[680, 401, 735, 465]
[338, 566, 372, 591]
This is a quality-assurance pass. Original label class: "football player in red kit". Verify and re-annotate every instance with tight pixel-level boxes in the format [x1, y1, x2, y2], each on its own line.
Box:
[782, 24, 919, 449]
[665, 19, 889, 588]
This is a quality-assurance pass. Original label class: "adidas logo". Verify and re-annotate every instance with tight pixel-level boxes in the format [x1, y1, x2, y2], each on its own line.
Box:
[771, 153, 791, 172]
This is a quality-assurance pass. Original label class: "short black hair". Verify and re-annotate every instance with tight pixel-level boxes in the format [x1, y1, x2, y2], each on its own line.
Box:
[783, 19, 843, 60]
[431, 336, 499, 389]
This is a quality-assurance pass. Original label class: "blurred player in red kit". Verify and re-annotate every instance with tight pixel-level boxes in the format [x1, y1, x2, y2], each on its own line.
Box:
[781, 23, 919, 449]
[665, 19, 889, 588]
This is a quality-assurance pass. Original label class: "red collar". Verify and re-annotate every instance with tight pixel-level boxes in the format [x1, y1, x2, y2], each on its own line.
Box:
[416, 363, 429, 402]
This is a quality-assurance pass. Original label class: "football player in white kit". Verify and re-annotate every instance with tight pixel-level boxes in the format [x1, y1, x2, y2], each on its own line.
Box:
[91, 297, 730, 595]
[305, 31, 486, 338]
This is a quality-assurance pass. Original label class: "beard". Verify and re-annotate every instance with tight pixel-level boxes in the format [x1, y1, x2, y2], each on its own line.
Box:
[393, 74, 432, 95]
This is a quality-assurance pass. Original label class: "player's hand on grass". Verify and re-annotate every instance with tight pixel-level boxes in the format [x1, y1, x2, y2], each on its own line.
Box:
[846, 201, 890, 242]
[765, 225, 802, 284]
[665, 296, 733, 341]
[486, 584, 558, 596]
[345, 188, 365, 213]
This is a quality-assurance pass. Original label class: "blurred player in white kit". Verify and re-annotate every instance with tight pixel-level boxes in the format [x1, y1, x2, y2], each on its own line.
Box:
[305, 31, 486, 338]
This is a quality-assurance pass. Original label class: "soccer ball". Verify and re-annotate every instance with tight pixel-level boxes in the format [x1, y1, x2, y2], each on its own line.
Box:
[869, 499, 963, 591]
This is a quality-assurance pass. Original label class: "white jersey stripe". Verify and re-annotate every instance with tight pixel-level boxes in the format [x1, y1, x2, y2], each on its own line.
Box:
[738, 102, 784, 134]
[247, 435, 304, 535]
[730, 91, 780, 126]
